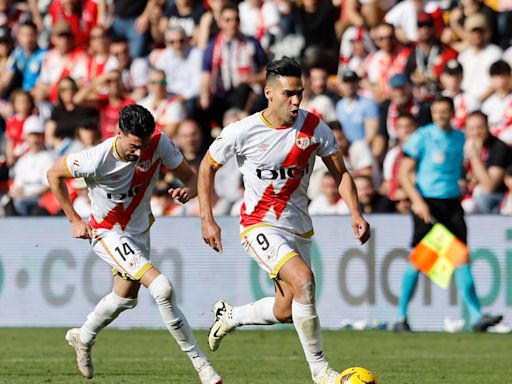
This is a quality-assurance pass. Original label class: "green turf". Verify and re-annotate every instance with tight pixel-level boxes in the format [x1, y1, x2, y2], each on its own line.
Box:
[0, 328, 510, 383]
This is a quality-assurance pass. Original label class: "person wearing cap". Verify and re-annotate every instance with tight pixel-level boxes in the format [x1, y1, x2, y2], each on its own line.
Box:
[481, 60, 512, 145]
[335, 70, 382, 159]
[440, 59, 480, 130]
[379, 72, 431, 145]
[457, 13, 502, 101]
[1, 21, 47, 95]
[396, 95, 503, 333]
[405, 12, 457, 97]
[337, 25, 374, 76]
[33, 20, 88, 103]
[9, 115, 55, 216]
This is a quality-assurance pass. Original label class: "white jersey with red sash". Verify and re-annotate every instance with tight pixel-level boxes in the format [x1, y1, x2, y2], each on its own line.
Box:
[65, 131, 184, 234]
[207, 109, 339, 235]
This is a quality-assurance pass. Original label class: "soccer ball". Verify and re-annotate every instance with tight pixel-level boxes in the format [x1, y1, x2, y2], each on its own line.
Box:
[336, 367, 379, 384]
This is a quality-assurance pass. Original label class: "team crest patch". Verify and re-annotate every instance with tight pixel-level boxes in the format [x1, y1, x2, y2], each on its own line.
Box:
[296, 137, 310, 150]
[137, 160, 152, 171]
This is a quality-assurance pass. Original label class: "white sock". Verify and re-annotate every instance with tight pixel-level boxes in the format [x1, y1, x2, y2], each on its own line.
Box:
[149, 274, 207, 371]
[231, 297, 278, 327]
[80, 291, 137, 345]
[292, 300, 328, 377]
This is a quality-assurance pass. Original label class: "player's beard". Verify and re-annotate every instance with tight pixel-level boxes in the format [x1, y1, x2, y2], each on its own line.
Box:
[127, 154, 139, 162]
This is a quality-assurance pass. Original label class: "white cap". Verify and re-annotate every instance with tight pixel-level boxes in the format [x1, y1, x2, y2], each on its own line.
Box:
[23, 115, 45, 135]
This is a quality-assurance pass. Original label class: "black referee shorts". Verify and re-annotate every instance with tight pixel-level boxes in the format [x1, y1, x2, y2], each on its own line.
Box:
[411, 198, 467, 247]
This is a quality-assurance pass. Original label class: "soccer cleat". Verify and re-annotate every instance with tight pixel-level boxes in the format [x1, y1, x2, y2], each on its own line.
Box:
[312, 365, 339, 384]
[472, 314, 503, 332]
[392, 318, 412, 333]
[65, 328, 94, 379]
[198, 363, 223, 384]
[208, 300, 235, 352]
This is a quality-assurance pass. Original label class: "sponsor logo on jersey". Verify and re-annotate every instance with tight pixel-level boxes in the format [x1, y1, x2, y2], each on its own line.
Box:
[106, 185, 142, 201]
[72, 159, 80, 167]
[295, 137, 310, 150]
[256, 164, 310, 180]
[258, 143, 270, 151]
[137, 160, 152, 172]
[127, 255, 141, 269]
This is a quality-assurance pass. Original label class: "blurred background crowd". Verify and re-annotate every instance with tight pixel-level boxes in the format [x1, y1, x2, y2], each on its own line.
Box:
[0, 0, 511, 218]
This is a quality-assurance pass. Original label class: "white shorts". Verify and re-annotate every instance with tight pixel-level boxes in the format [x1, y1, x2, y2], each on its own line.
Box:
[91, 228, 153, 280]
[240, 225, 312, 279]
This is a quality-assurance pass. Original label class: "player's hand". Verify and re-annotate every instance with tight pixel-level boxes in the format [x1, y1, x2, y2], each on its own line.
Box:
[352, 214, 370, 245]
[412, 200, 432, 224]
[168, 187, 191, 203]
[201, 219, 223, 253]
[71, 218, 93, 239]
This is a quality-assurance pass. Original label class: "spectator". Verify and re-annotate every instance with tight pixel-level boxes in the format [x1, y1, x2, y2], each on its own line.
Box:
[0, 25, 14, 98]
[4, 89, 34, 167]
[149, 27, 203, 112]
[458, 13, 502, 102]
[309, 172, 350, 215]
[463, 111, 511, 214]
[110, 0, 156, 58]
[196, 0, 229, 48]
[47, 0, 101, 48]
[1, 22, 46, 96]
[75, 120, 102, 149]
[0, 0, 31, 31]
[157, 0, 206, 44]
[341, 0, 396, 31]
[363, 23, 411, 101]
[106, 37, 149, 101]
[150, 180, 186, 216]
[338, 25, 374, 76]
[380, 73, 432, 146]
[33, 20, 87, 103]
[381, 111, 416, 201]
[301, 68, 337, 123]
[405, 12, 458, 98]
[73, 69, 134, 139]
[9, 115, 55, 215]
[84, 26, 114, 83]
[439, 59, 480, 130]
[174, 119, 205, 170]
[238, 0, 282, 51]
[354, 174, 392, 213]
[391, 187, 411, 214]
[481, 60, 512, 145]
[395, 96, 503, 332]
[199, 4, 267, 125]
[336, 70, 382, 159]
[45, 77, 99, 153]
[138, 68, 187, 138]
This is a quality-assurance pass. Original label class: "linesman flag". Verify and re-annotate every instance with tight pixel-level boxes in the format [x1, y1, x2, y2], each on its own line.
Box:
[409, 223, 469, 289]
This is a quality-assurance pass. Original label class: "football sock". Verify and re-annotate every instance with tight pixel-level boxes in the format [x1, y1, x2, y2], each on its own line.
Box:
[454, 264, 482, 325]
[292, 300, 327, 377]
[397, 264, 420, 319]
[231, 297, 278, 326]
[80, 291, 137, 345]
[148, 274, 207, 371]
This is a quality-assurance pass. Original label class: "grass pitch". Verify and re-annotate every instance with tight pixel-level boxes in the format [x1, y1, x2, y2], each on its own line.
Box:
[0, 328, 509, 383]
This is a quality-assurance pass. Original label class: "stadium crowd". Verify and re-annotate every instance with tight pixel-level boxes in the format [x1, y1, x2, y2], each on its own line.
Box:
[0, 0, 511, 217]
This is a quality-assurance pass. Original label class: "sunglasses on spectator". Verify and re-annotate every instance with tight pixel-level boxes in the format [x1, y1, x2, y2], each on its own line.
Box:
[149, 79, 167, 85]
[91, 34, 106, 40]
[375, 34, 393, 41]
[57, 32, 73, 38]
[112, 50, 128, 56]
[166, 38, 187, 45]
[393, 198, 410, 203]
[417, 21, 434, 28]
[59, 85, 76, 92]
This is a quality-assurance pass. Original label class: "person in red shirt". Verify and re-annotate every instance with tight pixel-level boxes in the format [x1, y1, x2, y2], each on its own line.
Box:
[73, 69, 134, 139]
[5, 89, 35, 167]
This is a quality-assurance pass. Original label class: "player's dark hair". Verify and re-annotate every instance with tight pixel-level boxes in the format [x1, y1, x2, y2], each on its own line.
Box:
[432, 95, 454, 112]
[489, 60, 511, 76]
[466, 110, 489, 125]
[119, 105, 156, 138]
[266, 56, 302, 83]
[327, 120, 343, 133]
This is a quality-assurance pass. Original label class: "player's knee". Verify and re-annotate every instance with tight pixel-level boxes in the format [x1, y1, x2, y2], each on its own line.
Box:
[148, 274, 174, 303]
[294, 273, 316, 303]
[274, 308, 293, 323]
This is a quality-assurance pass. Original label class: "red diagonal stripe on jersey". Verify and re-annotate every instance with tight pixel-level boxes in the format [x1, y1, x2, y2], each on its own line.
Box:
[241, 113, 320, 226]
[90, 132, 162, 231]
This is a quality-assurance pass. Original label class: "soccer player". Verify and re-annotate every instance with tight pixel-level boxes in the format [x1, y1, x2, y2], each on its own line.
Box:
[394, 96, 503, 333]
[197, 57, 371, 384]
[46, 105, 222, 384]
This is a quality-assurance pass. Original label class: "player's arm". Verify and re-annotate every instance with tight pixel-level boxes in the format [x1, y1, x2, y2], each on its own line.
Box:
[398, 156, 431, 223]
[47, 157, 92, 239]
[168, 159, 197, 203]
[198, 152, 223, 253]
[322, 152, 370, 244]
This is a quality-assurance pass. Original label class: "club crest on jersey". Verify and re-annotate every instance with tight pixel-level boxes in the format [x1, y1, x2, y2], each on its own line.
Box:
[137, 160, 152, 172]
[296, 137, 310, 150]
